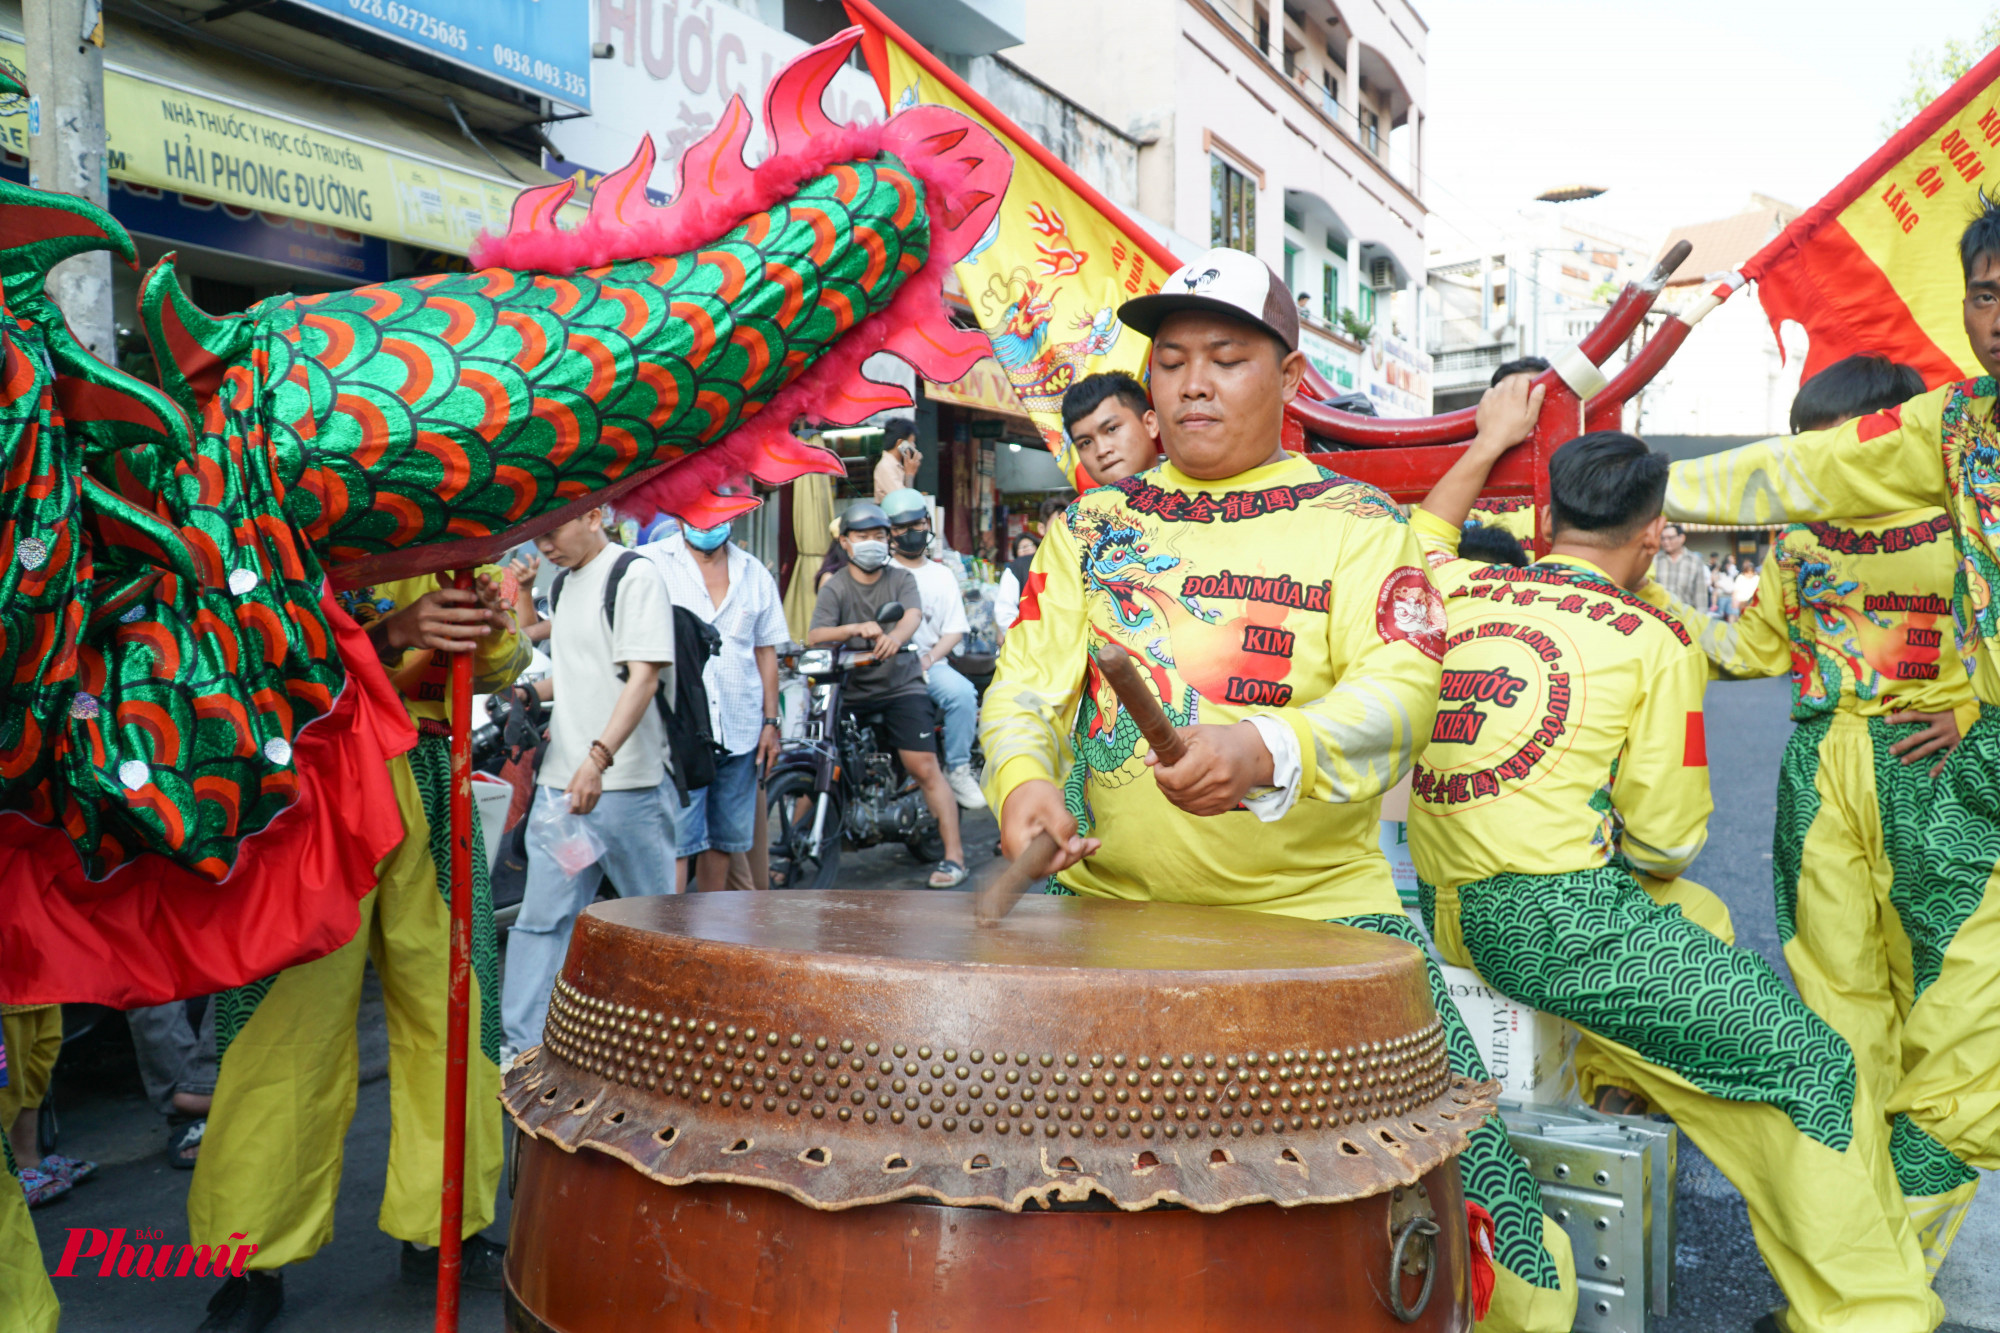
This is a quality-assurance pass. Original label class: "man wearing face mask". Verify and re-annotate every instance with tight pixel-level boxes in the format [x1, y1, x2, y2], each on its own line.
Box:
[810, 501, 968, 887]
[639, 518, 788, 893]
[881, 488, 985, 810]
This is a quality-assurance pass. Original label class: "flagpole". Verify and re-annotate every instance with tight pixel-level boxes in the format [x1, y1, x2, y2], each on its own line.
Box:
[435, 567, 475, 1333]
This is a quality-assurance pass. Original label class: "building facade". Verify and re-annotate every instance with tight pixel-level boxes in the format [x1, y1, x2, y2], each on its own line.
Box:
[1004, 0, 1432, 413]
[1425, 208, 1653, 414]
[1640, 197, 1805, 439]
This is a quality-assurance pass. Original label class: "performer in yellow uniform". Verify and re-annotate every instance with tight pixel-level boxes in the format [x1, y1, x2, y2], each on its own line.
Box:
[1654, 356, 1981, 1273]
[186, 572, 528, 1332]
[0, 1023, 58, 1333]
[982, 247, 1578, 1333]
[1409, 425, 1939, 1333]
[1663, 202, 2000, 1271]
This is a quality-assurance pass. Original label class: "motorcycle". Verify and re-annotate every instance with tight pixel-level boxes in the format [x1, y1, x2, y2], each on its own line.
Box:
[765, 601, 948, 890]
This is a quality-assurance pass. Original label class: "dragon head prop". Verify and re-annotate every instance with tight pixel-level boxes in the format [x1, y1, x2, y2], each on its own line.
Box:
[0, 29, 1009, 904]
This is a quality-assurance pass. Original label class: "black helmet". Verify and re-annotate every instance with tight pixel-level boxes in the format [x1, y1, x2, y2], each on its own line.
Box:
[838, 500, 890, 535]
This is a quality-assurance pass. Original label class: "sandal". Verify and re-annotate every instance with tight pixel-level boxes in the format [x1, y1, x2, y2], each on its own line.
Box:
[20, 1165, 71, 1208]
[40, 1153, 97, 1185]
[169, 1120, 205, 1170]
[927, 859, 967, 889]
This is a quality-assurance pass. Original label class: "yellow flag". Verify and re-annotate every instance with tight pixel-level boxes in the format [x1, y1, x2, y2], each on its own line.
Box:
[846, 0, 1177, 485]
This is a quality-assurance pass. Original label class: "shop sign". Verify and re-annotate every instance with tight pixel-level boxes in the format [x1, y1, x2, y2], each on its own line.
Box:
[925, 357, 1032, 420]
[1360, 332, 1434, 419]
[4, 148, 388, 282]
[1299, 324, 1358, 393]
[290, 0, 592, 109]
[0, 39, 571, 255]
[549, 0, 882, 189]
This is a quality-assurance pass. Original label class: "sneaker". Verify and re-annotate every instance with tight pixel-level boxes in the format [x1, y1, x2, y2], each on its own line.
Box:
[195, 1271, 282, 1332]
[401, 1235, 508, 1292]
[41, 1153, 98, 1185]
[19, 1166, 71, 1208]
[945, 765, 987, 810]
[928, 859, 968, 889]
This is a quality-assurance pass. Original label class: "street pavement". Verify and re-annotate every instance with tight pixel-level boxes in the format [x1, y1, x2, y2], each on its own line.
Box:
[23, 678, 2000, 1330]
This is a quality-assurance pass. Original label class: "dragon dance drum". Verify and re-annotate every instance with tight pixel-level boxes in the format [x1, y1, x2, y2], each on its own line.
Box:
[500, 891, 1498, 1331]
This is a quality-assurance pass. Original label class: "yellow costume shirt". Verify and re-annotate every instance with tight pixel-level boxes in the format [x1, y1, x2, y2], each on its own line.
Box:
[1407, 507, 1712, 890]
[1663, 381, 2000, 703]
[981, 455, 1444, 920]
[1671, 512, 1977, 721]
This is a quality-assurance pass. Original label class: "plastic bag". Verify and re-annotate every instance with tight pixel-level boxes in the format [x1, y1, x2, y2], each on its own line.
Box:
[529, 793, 607, 877]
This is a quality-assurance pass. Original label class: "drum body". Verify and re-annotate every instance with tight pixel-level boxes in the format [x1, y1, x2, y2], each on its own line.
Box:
[502, 891, 1496, 1332]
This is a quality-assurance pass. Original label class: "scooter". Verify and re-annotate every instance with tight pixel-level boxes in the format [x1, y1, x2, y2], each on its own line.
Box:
[764, 601, 948, 890]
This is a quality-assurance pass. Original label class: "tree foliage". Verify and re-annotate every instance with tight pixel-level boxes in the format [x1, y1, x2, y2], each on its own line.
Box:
[1886, 12, 2000, 133]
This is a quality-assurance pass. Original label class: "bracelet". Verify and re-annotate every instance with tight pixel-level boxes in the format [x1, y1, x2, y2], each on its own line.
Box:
[589, 739, 615, 770]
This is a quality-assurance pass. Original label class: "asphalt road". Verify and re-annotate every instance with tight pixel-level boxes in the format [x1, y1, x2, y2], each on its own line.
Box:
[23, 678, 1999, 1330]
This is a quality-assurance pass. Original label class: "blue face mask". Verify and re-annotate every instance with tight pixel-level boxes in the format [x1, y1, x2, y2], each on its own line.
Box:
[684, 522, 732, 552]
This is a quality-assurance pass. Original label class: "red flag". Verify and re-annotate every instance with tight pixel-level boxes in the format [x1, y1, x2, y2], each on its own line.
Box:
[1743, 46, 2000, 387]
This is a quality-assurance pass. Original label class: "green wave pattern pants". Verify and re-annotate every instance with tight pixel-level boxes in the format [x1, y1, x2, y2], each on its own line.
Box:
[1886, 707, 2000, 1242]
[1428, 866, 1938, 1333]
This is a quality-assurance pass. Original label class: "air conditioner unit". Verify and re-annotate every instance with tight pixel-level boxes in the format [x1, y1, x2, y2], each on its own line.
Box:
[1369, 257, 1396, 289]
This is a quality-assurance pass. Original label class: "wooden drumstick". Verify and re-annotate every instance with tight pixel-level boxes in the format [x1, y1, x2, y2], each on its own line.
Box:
[1093, 641, 1187, 766]
[973, 831, 1059, 925]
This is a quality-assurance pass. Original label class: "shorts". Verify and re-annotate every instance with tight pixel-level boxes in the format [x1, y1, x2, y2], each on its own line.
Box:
[674, 749, 761, 857]
[849, 691, 937, 754]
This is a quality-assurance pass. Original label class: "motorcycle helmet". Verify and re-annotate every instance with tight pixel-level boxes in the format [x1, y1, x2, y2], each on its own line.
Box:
[838, 499, 891, 535]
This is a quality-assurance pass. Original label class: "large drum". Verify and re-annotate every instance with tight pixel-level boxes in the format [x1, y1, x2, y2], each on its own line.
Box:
[501, 890, 1497, 1331]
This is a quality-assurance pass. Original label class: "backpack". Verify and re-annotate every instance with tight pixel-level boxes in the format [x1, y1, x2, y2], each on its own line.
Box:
[549, 550, 724, 807]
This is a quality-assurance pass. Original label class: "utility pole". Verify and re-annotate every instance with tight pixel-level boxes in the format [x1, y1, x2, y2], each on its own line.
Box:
[24, 0, 112, 362]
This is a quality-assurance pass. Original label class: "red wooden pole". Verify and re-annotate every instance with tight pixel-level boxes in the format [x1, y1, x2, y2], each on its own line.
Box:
[436, 568, 475, 1332]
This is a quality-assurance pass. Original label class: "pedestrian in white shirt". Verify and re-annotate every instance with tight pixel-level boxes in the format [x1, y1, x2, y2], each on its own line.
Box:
[500, 509, 676, 1058]
[637, 521, 788, 892]
[881, 488, 985, 809]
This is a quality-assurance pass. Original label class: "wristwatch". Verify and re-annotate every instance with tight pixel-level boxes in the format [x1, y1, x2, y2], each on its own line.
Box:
[763, 716, 780, 730]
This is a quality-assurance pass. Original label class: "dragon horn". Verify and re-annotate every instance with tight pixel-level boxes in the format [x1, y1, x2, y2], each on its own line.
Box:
[0, 177, 137, 304]
[763, 27, 863, 157]
[650, 95, 757, 230]
[586, 135, 658, 230]
[139, 255, 253, 424]
[507, 179, 576, 237]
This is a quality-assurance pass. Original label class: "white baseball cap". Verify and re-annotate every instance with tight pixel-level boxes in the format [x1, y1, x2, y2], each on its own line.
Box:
[1118, 247, 1299, 352]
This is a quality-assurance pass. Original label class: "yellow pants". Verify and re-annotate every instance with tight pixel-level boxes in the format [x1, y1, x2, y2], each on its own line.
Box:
[1431, 869, 1941, 1333]
[1777, 712, 1979, 1275]
[0, 1041, 59, 1333]
[0, 1005, 61, 1134]
[186, 756, 503, 1267]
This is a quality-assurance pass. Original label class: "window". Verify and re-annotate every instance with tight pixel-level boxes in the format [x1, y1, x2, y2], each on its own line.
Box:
[1323, 262, 1338, 324]
[1360, 107, 1380, 156]
[1358, 284, 1376, 324]
[1283, 242, 1298, 290]
[1210, 156, 1256, 252]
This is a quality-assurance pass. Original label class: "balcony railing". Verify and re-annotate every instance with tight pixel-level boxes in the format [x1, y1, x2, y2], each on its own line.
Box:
[1197, 1, 1411, 193]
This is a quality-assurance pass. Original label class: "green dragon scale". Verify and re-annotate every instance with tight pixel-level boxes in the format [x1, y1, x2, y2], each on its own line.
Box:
[0, 31, 1009, 1002]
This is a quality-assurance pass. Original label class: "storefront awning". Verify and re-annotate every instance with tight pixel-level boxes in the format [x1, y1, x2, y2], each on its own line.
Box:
[0, 2, 578, 255]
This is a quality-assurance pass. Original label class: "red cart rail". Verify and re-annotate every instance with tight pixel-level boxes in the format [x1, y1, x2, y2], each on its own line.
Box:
[1295, 240, 1709, 553]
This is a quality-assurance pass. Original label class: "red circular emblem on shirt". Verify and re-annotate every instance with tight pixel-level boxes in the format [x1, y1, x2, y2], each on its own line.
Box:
[1377, 565, 1448, 662]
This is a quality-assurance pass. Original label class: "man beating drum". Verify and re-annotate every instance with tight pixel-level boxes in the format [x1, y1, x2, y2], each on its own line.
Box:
[977, 247, 1580, 1333]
